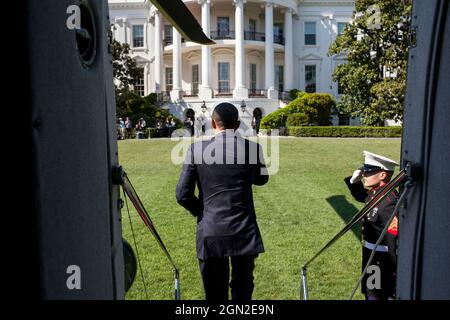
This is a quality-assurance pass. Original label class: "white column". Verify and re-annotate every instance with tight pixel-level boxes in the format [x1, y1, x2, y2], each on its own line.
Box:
[233, 0, 248, 99]
[199, 0, 213, 99]
[265, 2, 277, 99]
[144, 62, 150, 95]
[171, 27, 183, 102]
[154, 11, 162, 92]
[284, 8, 294, 92]
[122, 18, 128, 44]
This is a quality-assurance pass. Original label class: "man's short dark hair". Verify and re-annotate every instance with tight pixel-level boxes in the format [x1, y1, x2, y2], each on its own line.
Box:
[212, 103, 239, 129]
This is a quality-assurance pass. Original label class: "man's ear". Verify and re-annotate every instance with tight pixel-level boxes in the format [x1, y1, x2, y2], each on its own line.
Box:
[212, 118, 217, 129]
[379, 171, 388, 181]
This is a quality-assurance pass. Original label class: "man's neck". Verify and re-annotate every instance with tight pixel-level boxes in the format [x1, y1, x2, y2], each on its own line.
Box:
[214, 128, 227, 135]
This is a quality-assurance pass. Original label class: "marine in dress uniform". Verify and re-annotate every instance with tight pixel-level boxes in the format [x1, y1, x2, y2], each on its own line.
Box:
[176, 103, 268, 302]
[345, 151, 399, 300]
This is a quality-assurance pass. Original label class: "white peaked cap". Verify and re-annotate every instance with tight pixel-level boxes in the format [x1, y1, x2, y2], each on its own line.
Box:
[363, 150, 399, 171]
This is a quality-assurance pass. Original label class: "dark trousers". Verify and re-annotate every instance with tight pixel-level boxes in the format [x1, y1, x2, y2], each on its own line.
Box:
[199, 255, 257, 302]
[361, 247, 396, 300]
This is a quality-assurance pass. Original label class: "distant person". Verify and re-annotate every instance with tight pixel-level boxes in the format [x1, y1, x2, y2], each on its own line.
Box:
[344, 151, 399, 300]
[134, 118, 146, 139]
[176, 102, 269, 302]
[125, 117, 132, 139]
[251, 117, 256, 134]
[200, 116, 206, 135]
[170, 118, 176, 136]
[189, 118, 194, 136]
[195, 117, 203, 137]
[156, 119, 163, 138]
[255, 117, 261, 135]
[164, 118, 171, 137]
[140, 118, 146, 131]
[184, 117, 194, 137]
[118, 117, 125, 140]
[252, 116, 261, 135]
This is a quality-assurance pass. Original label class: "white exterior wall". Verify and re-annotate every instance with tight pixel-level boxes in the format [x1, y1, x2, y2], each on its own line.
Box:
[294, 2, 353, 96]
[109, 0, 153, 93]
[109, 0, 358, 131]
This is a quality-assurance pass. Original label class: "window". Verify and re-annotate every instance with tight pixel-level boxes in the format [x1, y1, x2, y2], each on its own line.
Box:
[248, 19, 256, 40]
[250, 64, 257, 92]
[132, 25, 144, 48]
[164, 25, 173, 45]
[274, 23, 284, 44]
[218, 62, 230, 93]
[135, 68, 145, 96]
[338, 22, 347, 36]
[276, 65, 284, 92]
[165, 67, 173, 91]
[305, 65, 316, 93]
[305, 22, 316, 45]
[338, 115, 350, 126]
[217, 17, 230, 37]
[192, 64, 199, 95]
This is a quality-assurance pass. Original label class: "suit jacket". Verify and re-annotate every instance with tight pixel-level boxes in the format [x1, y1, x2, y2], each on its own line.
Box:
[176, 131, 269, 259]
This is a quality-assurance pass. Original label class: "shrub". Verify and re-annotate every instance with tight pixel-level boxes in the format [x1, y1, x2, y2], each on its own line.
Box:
[260, 93, 335, 129]
[286, 113, 309, 127]
[289, 89, 299, 100]
[287, 126, 402, 137]
[260, 108, 289, 130]
[296, 91, 308, 100]
[296, 93, 334, 125]
[289, 89, 308, 100]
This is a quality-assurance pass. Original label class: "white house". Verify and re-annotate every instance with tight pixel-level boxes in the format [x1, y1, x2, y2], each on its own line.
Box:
[108, 0, 358, 134]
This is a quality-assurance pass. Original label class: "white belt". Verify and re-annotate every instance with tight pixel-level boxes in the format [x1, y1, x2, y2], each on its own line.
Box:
[363, 240, 389, 252]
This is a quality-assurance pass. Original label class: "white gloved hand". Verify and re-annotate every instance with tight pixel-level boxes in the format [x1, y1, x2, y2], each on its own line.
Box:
[350, 169, 363, 184]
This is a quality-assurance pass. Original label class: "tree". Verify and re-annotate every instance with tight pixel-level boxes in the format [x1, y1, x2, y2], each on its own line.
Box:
[111, 38, 144, 119]
[111, 39, 142, 91]
[328, 0, 412, 126]
[110, 39, 182, 128]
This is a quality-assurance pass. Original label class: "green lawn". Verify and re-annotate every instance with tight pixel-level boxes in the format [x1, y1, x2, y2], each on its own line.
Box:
[118, 137, 401, 300]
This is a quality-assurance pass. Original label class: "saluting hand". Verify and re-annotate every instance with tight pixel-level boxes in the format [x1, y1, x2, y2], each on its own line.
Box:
[350, 169, 363, 184]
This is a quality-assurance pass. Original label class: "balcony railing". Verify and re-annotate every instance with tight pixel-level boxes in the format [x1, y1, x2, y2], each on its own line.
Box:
[274, 34, 285, 45]
[210, 30, 236, 40]
[163, 36, 172, 46]
[213, 88, 233, 97]
[182, 90, 199, 98]
[244, 31, 265, 41]
[249, 89, 267, 98]
[159, 89, 289, 101]
[163, 37, 187, 46]
[166, 30, 284, 45]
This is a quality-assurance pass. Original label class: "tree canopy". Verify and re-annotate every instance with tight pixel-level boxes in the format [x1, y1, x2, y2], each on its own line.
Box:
[111, 39, 142, 91]
[328, 0, 412, 126]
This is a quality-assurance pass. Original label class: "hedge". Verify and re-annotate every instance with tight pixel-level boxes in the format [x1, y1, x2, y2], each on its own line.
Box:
[288, 126, 402, 137]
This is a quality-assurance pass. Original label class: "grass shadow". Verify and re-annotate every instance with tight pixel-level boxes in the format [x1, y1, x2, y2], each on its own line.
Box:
[326, 195, 361, 240]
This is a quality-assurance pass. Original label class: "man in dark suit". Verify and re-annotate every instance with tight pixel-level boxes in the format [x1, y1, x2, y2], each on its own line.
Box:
[176, 102, 269, 301]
